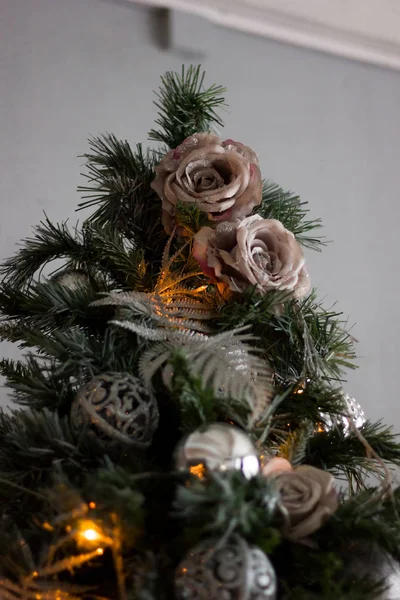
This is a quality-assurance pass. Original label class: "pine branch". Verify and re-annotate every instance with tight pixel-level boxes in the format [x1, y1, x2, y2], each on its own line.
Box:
[0, 217, 86, 289]
[0, 280, 106, 336]
[217, 289, 357, 384]
[148, 65, 226, 148]
[174, 201, 210, 236]
[317, 486, 400, 562]
[306, 420, 400, 483]
[278, 421, 315, 466]
[0, 217, 154, 295]
[78, 137, 165, 260]
[82, 223, 152, 289]
[272, 384, 347, 429]
[0, 408, 107, 518]
[278, 546, 386, 600]
[13, 327, 140, 384]
[256, 180, 324, 251]
[0, 357, 74, 411]
[174, 471, 281, 552]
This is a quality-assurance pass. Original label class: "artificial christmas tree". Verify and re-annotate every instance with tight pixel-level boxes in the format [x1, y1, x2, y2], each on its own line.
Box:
[0, 66, 400, 599]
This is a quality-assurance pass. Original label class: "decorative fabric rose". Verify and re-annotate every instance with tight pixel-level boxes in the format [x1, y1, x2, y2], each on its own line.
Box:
[193, 214, 310, 298]
[262, 457, 293, 477]
[272, 465, 339, 541]
[151, 133, 262, 234]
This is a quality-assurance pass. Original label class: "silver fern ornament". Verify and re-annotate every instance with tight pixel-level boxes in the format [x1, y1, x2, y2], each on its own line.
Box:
[318, 392, 366, 436]
[175, 423, 260, 479]
[71, 372, 159, 448]
[175, 535, 277, 600]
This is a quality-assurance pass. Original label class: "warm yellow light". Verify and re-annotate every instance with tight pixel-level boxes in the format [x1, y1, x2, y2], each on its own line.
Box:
[82, 528, 99, 542]
[89, 502, 96, 509]
[32, 571, 38, 578]
[77, 520, 103, 545]
[189, 463, 206, 479]
[96, 548, 104, 555]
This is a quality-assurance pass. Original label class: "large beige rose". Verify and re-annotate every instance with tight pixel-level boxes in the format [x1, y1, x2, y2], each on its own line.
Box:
[151, 133, 262, 234]
[193, 214, 310, 298]
[273, 465, 339, 541]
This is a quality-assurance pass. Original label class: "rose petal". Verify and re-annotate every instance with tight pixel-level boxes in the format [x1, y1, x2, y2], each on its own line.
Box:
[262, 457, 293, 476]
[193, 227, 216, 279]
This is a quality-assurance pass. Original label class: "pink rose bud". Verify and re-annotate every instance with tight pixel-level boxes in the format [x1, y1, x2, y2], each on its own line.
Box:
[262, 457, 293, 477]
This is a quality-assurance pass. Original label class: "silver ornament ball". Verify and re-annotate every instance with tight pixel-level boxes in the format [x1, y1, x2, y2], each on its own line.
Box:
[319, 392, 366, 435]
[53, 270, 90, 291]
[175, 535, 277, 600]
[175, 423, 260, 479]
[71, 372, 159, 448]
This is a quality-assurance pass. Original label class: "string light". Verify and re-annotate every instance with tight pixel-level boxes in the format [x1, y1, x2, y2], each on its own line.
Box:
[78, 521, 102, 544]
[76, 519, 114, 551]
[82, 528, 99, 542]
[89, 501, 96, 509]
[189, 463, 206, 479]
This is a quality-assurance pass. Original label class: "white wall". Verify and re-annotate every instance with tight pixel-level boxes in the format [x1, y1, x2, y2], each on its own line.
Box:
[1, 0, 400, 431]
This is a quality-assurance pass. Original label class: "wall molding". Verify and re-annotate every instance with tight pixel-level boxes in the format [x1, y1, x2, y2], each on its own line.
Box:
[132, 0, 400, 71]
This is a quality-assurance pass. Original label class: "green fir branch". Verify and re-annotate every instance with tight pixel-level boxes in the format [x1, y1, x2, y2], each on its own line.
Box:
[17, 327, 140, 381]
[0, 280, 106, 336]
[306, 420, 400, 484]
[78, 137, 165, 259]
[0, 408, 107, 517]
[82, 223, 152, 290]
[149, 65, 226, 148]
[174, 471, 281, 552]
[0, 217, 86, 289]
[217, 289, 357, 384]
[0, 357, 74, 411]
[256, 180, 324, 250]
[272, 384, 347, 430]
[278, 546, 386, 600]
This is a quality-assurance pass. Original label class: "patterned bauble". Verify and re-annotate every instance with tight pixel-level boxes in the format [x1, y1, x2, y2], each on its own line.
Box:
[175, 535, 277, 600]
[53, 270, 90, 291]
[175, 423, 260, 479]
[71, 373, 159, 448]
[318, 392, 366, 436]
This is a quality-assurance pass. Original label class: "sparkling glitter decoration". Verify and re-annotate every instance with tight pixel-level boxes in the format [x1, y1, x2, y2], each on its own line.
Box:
[175, 423, 260, 479]
[175, 535, 277, 600]
[71, 372, 159, 448]
[318, 392, 366, 435]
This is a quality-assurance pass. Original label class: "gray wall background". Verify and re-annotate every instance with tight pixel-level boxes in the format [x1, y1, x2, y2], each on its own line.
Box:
[1, 0, 400, 430]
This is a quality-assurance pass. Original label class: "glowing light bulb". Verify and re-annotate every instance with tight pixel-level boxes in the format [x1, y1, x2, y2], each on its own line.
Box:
[189, 463, 206, 479]
[89, 501, 96, 509]
[77, 520, 103, 546]
[82, 528, 99, 542]
[96, 548, 104, 555]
